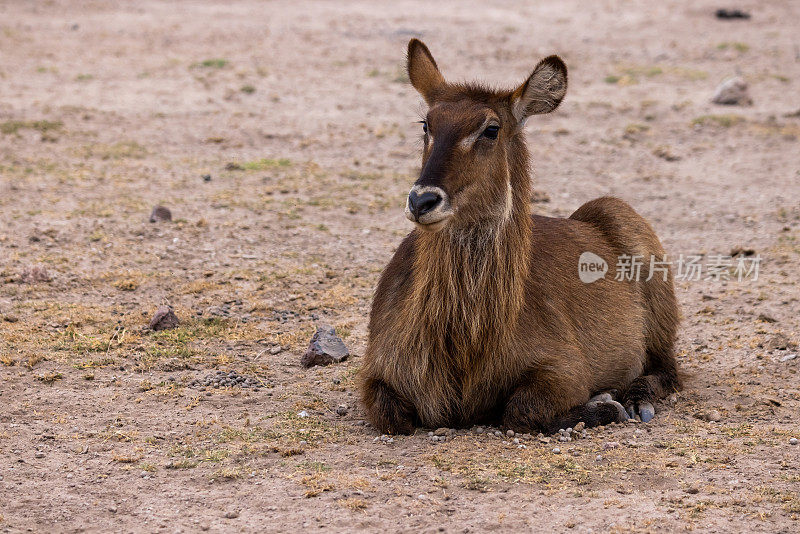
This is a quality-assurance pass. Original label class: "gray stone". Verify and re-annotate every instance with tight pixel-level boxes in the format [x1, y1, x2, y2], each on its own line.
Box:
[149, 205, 172, 222]
[149, 306, 180, 331]
[765, 333, 793, 351]
[712, 77, 752, 106]
[300, 325, 350, 368]
[697, 409, 722, 422]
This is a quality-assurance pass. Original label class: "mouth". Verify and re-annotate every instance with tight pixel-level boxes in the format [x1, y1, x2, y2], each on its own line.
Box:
[410, 216, 451, 232]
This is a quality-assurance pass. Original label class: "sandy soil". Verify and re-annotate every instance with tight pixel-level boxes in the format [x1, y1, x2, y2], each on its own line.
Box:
[1, 1, 799, 532]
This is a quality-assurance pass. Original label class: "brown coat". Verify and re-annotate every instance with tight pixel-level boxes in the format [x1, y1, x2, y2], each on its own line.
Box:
[359, 40, 680, 434]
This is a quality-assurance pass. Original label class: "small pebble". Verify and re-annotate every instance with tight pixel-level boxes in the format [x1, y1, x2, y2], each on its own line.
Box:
[335, 404, 348, 416]
[223, 511, 239, 519]
[595, 454, 603, 462]
[552, 447, 561, 454]
[698, 409, 722, 422]
[506, 429, 515, 437]
[790, 438, 798, 445]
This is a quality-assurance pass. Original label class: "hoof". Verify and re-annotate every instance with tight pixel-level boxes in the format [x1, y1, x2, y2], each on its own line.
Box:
[625, 401, 656, 423]
[639, 402, 655, 423]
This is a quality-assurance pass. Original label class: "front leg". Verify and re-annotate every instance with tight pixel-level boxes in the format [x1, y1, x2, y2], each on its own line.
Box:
[361, 377, 417, 435]
[502, 372, 627, 434]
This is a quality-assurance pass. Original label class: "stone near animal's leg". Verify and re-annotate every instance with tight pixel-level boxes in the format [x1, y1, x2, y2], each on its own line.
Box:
[301, 324, 350, 368]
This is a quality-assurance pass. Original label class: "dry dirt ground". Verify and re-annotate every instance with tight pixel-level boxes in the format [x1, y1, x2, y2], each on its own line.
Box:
[1, 1, 799, 532]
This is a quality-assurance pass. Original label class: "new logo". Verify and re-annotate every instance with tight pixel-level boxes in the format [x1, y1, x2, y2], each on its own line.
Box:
[578, 252, 608, 283]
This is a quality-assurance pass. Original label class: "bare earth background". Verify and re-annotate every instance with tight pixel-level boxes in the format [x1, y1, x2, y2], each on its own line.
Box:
[1, 1, 799, 532]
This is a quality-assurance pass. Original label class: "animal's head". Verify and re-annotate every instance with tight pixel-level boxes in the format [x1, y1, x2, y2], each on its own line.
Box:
[403, 39, 567, 232]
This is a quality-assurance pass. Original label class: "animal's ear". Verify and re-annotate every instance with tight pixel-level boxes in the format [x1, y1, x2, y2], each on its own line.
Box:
[407, 39, 445, 105]
[510, 56, 568, 124]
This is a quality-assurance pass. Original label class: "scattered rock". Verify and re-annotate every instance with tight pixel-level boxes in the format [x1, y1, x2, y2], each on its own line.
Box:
[298, 410, 309, 418]
[765, 333, 793, 351]
[712, 77, 752, 106]
[148, 306, 180, 331]
[301, 325, 349, 368]
[34, 451, 45, 458]
[506, 429, 515, 437]
[573, 421, 585, 433]
[790, 438, 798, 445]
[685, 486, 700, 494]
[225, 162, 244, 171]
[188, 370, 264, 390]
[730, 246, 756, 257]
[715, 8, 750, 20]
[20, 265, 51, 283]
[780, 353, 797, 363]
[149, 205, 172, 223]
[269, 345, 283, 355]
[202, 174, 212, 182]
[757, 312, 777, 324]
[530, 190, 551, 203]
[552, 447, 561, 454]
[697, 409, 722, 422]
[336, 404, 348, 416]
[602, 441, 620, 450]
[434, 427, 449, 436]
[653, 145, 681, 161]
[223, 511, 239, 519]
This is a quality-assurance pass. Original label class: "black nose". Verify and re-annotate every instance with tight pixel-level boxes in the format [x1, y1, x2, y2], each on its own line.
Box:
[408, 191, 442, 219]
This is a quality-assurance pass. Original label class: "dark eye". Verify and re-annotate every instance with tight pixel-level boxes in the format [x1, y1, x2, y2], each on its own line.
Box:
[420, 120, 428, 134]
[482, 125, 499, 140]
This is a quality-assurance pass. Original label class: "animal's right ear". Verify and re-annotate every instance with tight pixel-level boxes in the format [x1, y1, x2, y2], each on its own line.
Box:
[509, 56, 568, 125]
[407, 39, 445, 105]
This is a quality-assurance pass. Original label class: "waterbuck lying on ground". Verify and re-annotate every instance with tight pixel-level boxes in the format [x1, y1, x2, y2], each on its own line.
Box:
[359, 39, 680, 434]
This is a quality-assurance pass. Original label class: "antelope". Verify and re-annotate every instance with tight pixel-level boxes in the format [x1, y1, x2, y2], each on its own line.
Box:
[359, 39, 681, 434]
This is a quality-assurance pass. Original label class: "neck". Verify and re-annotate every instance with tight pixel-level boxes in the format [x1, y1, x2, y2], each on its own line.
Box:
[411, 142, 532, 355]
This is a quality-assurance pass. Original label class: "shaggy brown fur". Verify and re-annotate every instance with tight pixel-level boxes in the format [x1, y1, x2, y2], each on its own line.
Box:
[359, 39, 681, 435]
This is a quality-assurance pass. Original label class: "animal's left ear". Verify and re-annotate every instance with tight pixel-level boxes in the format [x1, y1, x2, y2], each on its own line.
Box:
[407, 39, 445, 105]
[510, 56, 568, 124]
